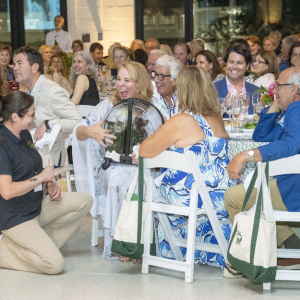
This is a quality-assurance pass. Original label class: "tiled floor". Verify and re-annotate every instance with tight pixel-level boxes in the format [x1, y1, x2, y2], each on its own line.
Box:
[1, 214, 300, 300]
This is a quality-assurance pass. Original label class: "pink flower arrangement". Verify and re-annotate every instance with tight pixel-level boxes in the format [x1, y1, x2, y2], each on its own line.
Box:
[255, 82, 275, 106]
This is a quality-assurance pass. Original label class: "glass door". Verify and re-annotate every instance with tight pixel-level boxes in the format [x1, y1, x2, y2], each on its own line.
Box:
[0, 0, 11, 45]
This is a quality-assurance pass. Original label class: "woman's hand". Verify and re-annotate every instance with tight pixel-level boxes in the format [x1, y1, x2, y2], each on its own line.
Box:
[88, 120, 116, 147]
[40, 165, 55, 182]
[291, 57, 300, 67]
[47, 181, 62, 201]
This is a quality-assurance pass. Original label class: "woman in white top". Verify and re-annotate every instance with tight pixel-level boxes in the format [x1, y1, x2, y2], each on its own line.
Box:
[251, 50, 279, 89]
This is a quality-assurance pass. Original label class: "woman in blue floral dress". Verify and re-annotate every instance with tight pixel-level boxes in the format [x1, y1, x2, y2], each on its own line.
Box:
[139, 66, 232, 269]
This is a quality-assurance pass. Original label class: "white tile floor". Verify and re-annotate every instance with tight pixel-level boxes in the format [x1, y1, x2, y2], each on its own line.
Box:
[1, 214, 300, 300]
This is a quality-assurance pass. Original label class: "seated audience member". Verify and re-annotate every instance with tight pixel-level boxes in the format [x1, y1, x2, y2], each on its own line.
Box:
[0, 44, 19, 92]
[145, 38, 160, 55]
[251, 50, 279, 89]
[70, 51, 99, 106]
[279, 35, 299, 72]
[189, 38, 205, 61]
[46, 15, 72, 53]
[72, 61, 154, 260]
[246, 35, 261, 59]
[39, 44, 53, 72]
[45, 54, 73, 95]
[130, 39, 145, 52]
[195, 50, 225, 82]
[214, 44, 259, 114]
[13, 46, 82, 167]
[111, 46, 131, 77]
[139, 66, 231, 268]
[72, 40, 84, 53]
[174, 42, 193, 66]
[160, 44, 173, 56]
[0, 65, 8, 95]
[263, 37, 276, 52]
[133, 48, 148, 68]
[90, 42, 106, 67]
[153, 54, 183, 118]
[0, 91, 92, 274]
[102, 42, 121, 69]
[287, 41, 300, 67]
[269, 31, 282, 56]
[224, 66, 300, 274]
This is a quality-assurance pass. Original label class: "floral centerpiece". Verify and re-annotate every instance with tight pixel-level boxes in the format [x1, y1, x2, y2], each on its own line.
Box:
[255, 82, 276, 106]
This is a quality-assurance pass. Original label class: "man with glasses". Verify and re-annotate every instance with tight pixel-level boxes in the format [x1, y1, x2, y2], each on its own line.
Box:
[152, 55, 183, 119]
[224, 67, 300, 277]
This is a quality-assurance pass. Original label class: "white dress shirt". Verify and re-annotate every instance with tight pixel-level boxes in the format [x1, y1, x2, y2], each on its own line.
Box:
[46, 29, 72, 53]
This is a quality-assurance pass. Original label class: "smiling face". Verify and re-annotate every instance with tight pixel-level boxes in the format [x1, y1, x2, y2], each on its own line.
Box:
[114, 50, 128, 67]
[42, 47, 52, 63]
[263, 40, 274, 51]
[154, 65, 175, 99]
[72, 42, 82, 53]
[195, 54, 212, 73]
[13, 53, 36, 87]
[0, 50, 11, 67]
[247, 41, 260, 55]
[18, 104, 36, 131]
[226, 52, 249, 83]
[91, 48, 103, 64]
[292, 46, 300, 63]
[54, 16, 64, 31]
[116, 67, 137, 99]
[251, 54, 268, 76]
[51, 57, 63, 72]
[72, 54, 88, 75]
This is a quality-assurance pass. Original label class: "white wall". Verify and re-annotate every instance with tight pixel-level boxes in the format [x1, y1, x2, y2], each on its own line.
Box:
[67, 0, 135, 54]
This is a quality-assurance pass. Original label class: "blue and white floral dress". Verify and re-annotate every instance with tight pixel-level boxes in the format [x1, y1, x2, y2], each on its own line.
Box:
[155, 113, 232, 268]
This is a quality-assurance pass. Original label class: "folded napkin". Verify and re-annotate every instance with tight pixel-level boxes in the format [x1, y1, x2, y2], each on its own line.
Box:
[30, 124, 61, 150]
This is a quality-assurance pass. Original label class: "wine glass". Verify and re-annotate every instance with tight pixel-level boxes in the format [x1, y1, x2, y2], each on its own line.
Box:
[97, 75, 105, 92]
[219, 98, 226, 115]
[106, 77, 113, 93]
[231, 97, 241, 132]
[252, 93, 263, 122]
[242, 92, 250, 110]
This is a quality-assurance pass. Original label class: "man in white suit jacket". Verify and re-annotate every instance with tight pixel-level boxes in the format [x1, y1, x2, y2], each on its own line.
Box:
[13, 46, 82, 166]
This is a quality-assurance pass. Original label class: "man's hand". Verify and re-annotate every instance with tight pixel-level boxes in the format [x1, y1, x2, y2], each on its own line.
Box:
[47, 181, 62, 201]
[34, 122, 47, 141]
[227, 151, 249, 179]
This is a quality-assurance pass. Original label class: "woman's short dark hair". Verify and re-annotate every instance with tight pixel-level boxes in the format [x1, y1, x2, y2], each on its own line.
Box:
[287, 41, 300, 66]
[0, 91, 34, 122]
[133, 49, 148, 67]
[224, 44, 252, 66]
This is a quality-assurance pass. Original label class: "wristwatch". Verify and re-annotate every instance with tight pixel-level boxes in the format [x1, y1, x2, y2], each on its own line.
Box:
[45, 120, 50, 130]
[248, 150, 255, 162]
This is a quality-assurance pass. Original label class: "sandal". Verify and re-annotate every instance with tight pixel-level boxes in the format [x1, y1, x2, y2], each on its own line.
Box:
[132, 259, 142, 264]
[118, 255, 132, 263]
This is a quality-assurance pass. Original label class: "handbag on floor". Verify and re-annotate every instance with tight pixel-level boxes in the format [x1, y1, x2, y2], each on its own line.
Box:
[111, 157, 156, 259]
[227, 162, 277, 283]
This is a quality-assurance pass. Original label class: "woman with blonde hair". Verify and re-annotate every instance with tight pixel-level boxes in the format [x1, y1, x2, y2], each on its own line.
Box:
[39, 44, 52, 72]
[138, 66, 231, 268]
[69, 51, 99, 105]
[45, 54, 73, 95]
[251, 50, 279, 89]
[72, 61, 155, 260]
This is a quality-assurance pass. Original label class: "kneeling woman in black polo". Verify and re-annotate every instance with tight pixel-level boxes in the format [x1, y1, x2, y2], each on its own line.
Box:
[0, 91, 92, 274]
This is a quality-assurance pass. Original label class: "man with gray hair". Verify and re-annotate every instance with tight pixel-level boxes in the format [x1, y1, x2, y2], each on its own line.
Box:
[224, 66, 300, 277]
[152, 54, 183, 119]
[279, 35, 299, 72]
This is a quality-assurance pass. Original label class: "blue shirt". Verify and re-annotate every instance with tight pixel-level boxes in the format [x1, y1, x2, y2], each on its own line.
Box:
[253, 101, 300, 211]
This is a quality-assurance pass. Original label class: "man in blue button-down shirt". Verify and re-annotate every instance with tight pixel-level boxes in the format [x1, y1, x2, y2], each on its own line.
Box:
[224, 66, 300, 275]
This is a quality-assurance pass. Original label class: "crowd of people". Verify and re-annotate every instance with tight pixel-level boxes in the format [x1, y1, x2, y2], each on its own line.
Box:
[1, 14, 300, 278]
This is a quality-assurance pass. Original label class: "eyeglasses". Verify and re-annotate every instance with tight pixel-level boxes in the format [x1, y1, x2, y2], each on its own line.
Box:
[275, 83, 293, 90]
[251, 60, 267, 65]
[20, 112, 35, 118]
[151, 71, 171, 81]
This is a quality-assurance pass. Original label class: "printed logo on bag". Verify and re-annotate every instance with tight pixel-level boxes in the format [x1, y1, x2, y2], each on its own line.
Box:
[236, 231, 242, 245]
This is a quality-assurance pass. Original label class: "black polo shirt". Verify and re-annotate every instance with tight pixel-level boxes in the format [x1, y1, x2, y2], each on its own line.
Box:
[0, 124, 43, 231]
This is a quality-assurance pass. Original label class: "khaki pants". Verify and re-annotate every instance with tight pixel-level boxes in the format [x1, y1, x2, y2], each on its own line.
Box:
[0, 192, 92, 274]
[224, 179, 294, 246]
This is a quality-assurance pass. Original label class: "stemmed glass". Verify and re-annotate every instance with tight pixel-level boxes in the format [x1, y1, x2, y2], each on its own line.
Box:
[231, 97, 242, 132]
[106, 77, 113, 93]
[219, 98, 226, 116]
[252, 93, 264, 122]
[97, 75, 105, 92]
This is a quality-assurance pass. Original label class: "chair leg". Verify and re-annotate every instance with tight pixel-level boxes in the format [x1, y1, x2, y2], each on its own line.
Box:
[66, 170, 72, 192]
[91, 217, 99, 247]
[263, 282, 271, 290]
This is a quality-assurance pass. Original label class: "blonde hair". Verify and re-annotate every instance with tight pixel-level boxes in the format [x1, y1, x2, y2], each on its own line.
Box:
[110, 61, 153, 105]
[39, 44, 52, 57]
[177, 66, 220, 116]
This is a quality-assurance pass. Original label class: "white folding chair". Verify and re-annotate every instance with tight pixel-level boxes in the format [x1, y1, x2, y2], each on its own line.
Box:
[54, 134, 73, 192]
[77, 105, 95, 118]
[142, 150, 229, 283]
[263, 154, 300, 290]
